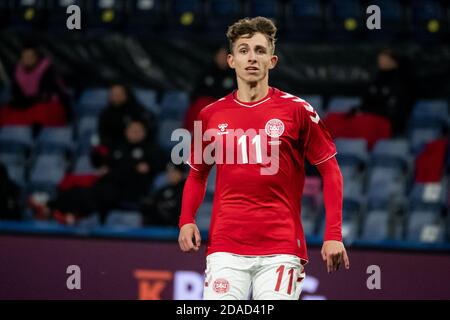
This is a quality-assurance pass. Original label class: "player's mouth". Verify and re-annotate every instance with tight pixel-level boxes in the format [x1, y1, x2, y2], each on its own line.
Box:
[245, 67, 259, 72]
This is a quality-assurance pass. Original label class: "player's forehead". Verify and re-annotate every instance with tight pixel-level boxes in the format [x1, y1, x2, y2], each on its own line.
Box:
[234, 32, 270, 50]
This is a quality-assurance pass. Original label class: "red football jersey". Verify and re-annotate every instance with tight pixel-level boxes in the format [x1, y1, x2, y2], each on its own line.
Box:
[186, 87, 337, 263]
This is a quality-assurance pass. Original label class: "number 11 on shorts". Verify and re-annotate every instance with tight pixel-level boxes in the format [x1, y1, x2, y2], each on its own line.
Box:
[275, 265, 295, 295]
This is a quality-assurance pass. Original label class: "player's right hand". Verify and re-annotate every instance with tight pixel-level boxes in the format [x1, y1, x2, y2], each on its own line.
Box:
[178, 223, 201, 253]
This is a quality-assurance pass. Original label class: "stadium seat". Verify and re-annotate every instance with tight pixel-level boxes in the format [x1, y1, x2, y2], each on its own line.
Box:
[285, 0, 324, 40]
[301, 95, 323, 115]
[367, 167, 405, 208]
[77, 213, 101, 228]
[196, 201, 213, 231]
[406, 211, 445, 243]
[327, 0, 364, 42]
[335, 138, 368, 166]
[77, 130, 99, 155]
[170, 0, 204, 32]
[327, 96, 361, 113]
[158, 119, 183, 150]
[73, 155, 96, 175]
[160, 91, 189, 120]
[87, 0, 127, 31]
[247, 0, 279, 21]
[105, 210, 143, 228]
[409, 182, 446, 211]
[360, 210, 390, 241]
[9, 0, 47, 29]
[76, 115, 98, 137]
[133, 88, 159, 114]
[126, 0, 166, 33]
[409, 127, 442, 154]
[0, 126, 33, 148]
[370, 139, 410, 169]
[46, 0, 86, 32]
[366, 0, 403, 42]
[3, 163, 26, 187]
[411, 0, 445, 43]
[206, 0, 242, 34]
[412, 99, 449, 120]
[36, 127, 74, 154]
[29, 154, 66, 185]
[76, 88, 109, 116]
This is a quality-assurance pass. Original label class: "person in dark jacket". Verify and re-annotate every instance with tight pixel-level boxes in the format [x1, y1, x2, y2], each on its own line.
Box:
[358, 48, 415, 136]
[98, 84, 157, 150]
[29, 120, 165, 224]
[0, 162, 22, 220]
[140, 162, 186, 226]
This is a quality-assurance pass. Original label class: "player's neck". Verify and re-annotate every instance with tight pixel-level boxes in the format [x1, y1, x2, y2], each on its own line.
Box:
[235, 80, 270, 103]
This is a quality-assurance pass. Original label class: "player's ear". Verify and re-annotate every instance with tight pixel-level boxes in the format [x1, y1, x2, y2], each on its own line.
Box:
[269, 55, 278, 70]
[227, 53, 235, 69]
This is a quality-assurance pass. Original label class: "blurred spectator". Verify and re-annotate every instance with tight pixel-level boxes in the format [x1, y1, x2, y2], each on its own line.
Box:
[184, 46, 235, 132]
[98, 84, 157, 150]
[0, 162, 22, 220]
[358, 48, 415, 136]
[0, 44, 71, 127]
[141, 162, 186, 226]
[29, 120, 165, 224]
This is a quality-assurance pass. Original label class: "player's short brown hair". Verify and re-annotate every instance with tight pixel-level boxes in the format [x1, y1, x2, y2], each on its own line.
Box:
[226, 17, 277, 54]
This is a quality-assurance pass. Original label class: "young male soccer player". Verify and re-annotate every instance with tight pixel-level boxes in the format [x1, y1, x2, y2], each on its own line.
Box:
[178, 17, 350, 300]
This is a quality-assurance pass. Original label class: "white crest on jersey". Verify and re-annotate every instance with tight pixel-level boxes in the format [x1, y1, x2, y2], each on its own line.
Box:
[265, 118, 285, 138]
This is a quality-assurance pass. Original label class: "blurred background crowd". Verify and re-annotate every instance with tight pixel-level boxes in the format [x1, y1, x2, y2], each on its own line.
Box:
[0, 0, 449, 248]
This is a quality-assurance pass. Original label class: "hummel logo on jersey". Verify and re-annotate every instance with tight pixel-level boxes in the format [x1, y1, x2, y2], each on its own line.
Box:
[217, 123, 229, 135]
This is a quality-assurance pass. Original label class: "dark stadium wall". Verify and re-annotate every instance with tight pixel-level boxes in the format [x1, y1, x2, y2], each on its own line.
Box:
[0, 234, 449, 300]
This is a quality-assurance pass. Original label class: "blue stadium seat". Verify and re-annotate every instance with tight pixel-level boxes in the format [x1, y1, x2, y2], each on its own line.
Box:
[105, 210, 143, 228]
[285, 0, 324, 40]
[76, 88, 109, 116]
[36, 127, 74, 154]
[370, 139, 410, 169]
[196, 201, 213, 231]
[46, 0, 86, 32]
[126, 0, 166, 33]
[77, 115, 98, 138]
[87, 0, 127, 30]
[248, 0, 279, 20]
[366, 0, 403, 42]
[406, 211, 444, 243]
[0, 126, 33, 148]
[302, 215, 316, 237]
[170, 0, 203, 31]
[77, 130, 100, 155]
[206, 0, 242, 33]
[409, 127, 442, 154]
[412, 99, 449, 120]
[334, 138, 368, 167]
[327, 0, 364, 42]
[77, 213, 101, 228]
[327, 96, 361, 113]
[73, 155, 96, 175]
[9, 0, 47, 29]
[160, 91, 189, 120]
[29, 154, 66, 185]
[3, 163, 26, 187]
[409, 182, 446, 211]
[367, 167, 405, 208]
[133, 88, 159, 114]
[360, 210, 389, 241]
[411, 0, 445, 42]
[158, 120, 183, 150]
[302, 95, 324, 115]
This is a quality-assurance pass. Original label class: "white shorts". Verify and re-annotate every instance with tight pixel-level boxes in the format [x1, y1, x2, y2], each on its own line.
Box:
[203, 252, 306, 300]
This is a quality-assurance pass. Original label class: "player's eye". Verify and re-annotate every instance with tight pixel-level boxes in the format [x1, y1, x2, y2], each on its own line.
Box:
[240, 49, 247, 54]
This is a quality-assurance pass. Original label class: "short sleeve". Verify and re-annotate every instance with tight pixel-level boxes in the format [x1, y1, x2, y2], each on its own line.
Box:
[300, 101, 337, 165]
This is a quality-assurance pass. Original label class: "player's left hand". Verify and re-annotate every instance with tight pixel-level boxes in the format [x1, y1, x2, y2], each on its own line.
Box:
[321, 240, 350, 274]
